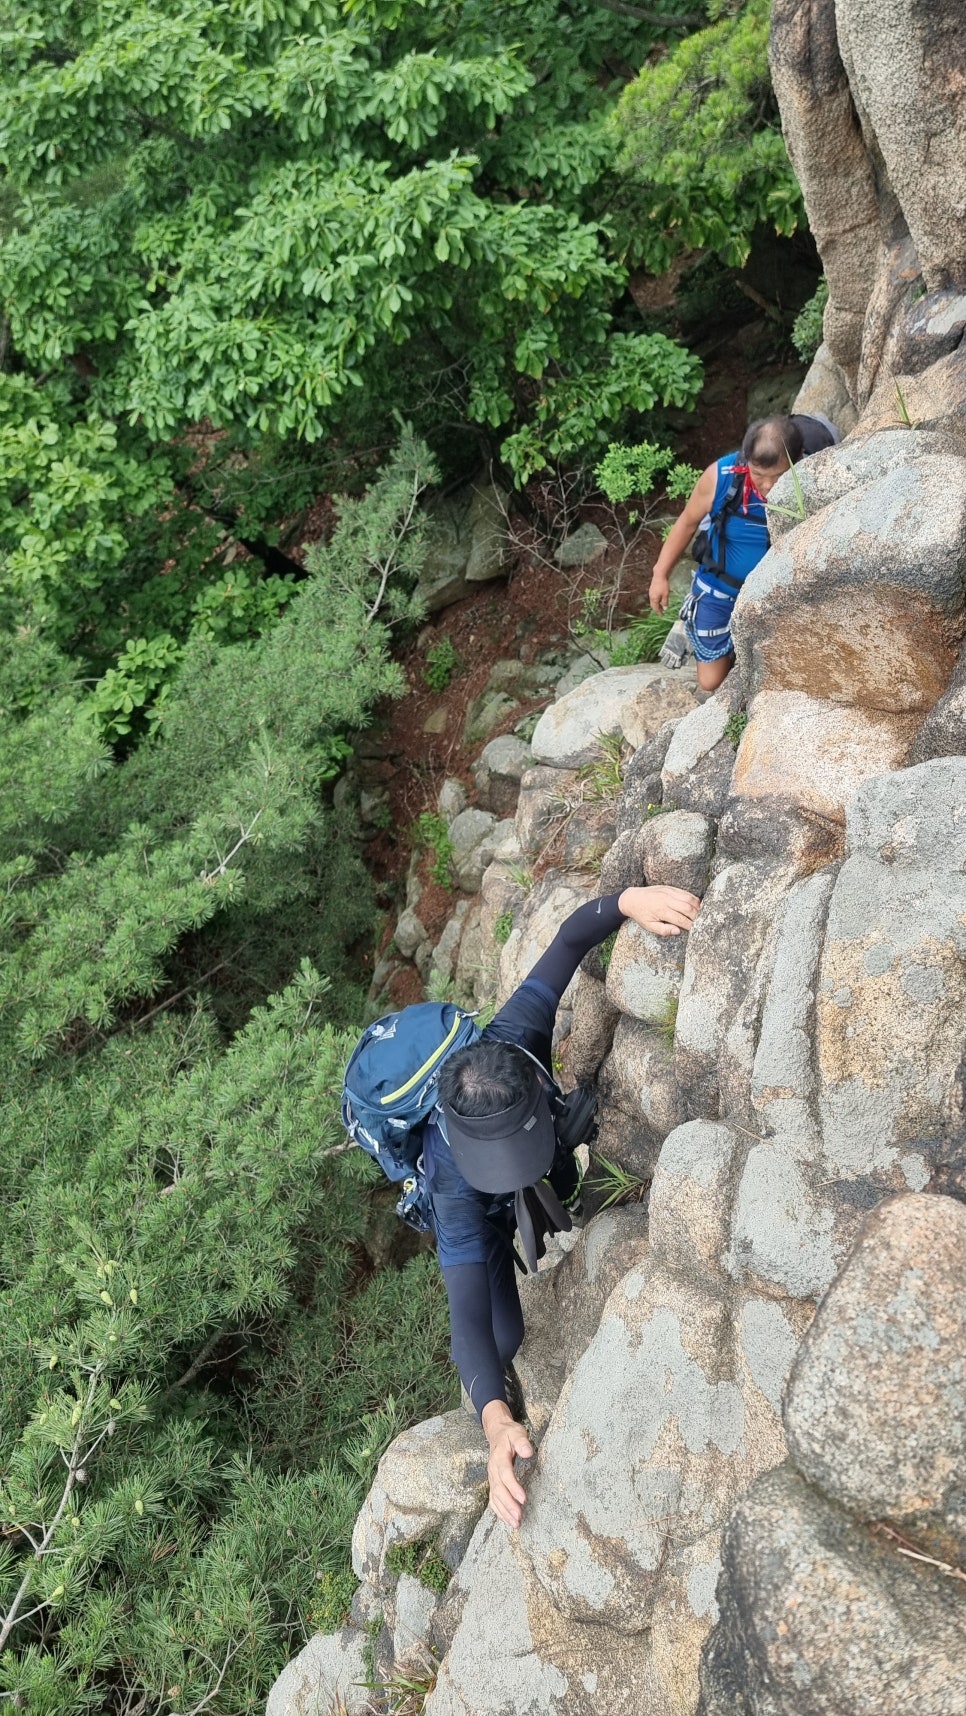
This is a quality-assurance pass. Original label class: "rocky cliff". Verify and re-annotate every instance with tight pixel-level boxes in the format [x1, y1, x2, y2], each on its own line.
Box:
[269, 2, 966, 1711]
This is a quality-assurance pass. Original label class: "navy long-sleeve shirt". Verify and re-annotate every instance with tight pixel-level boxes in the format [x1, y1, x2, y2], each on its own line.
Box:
[424, 892, 627, 1413]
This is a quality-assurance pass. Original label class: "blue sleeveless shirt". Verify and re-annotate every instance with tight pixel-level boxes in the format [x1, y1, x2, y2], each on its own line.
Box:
[699, 453, 770, 599]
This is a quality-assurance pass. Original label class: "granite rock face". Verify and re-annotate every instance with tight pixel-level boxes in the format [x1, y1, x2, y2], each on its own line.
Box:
[700, 1194, 966, 1716]
[784, 1194, 966, 1564]
[699, 1465, 966, 1716]
[532, 665, 696, 769]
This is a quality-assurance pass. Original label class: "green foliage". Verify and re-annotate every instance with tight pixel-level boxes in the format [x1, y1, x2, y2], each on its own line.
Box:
[423, 636, 460, 693]
[598, 930, 618, 973]
[656, 993, 679, 1047]
[385, 1539, 450, 1594]
[614, 0, 805, 273]
[595, 439, 700, 509]
[0, 439, 463, 1713]
[88, 632, 182, 740]
[608, 593, 684, 667]
[494, 910, 514, 946]
[0, 0, 707, 485]
[580, 730, 626, 799]
[791, 277, 828, 362]
[587, 1153, 648, 1208]
[725, 709, 749, 749]
[411, 812, 455, 889]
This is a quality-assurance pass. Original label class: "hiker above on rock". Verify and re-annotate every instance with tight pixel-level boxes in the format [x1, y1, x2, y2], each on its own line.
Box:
[434, 884, 699, 1528]
[649, 412, 838, 692]
[343, 885, 701, 1530]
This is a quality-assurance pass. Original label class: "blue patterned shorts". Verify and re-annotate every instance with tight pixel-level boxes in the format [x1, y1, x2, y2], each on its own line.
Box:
[681, 576, 736, 664]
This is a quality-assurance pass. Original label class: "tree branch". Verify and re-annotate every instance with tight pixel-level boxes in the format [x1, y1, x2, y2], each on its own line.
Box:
[0, 1366, 104, 1652]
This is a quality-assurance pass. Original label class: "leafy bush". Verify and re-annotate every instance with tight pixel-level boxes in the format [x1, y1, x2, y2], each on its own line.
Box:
[614, 0, 804, 273]
[792, 278, 829, 362]
[0, 0, 706, 486]
[0, 438, 462, 1714]
[423, 637, 460, 693]
[412, 813, 456, 889]
[725, 709, 749, 749]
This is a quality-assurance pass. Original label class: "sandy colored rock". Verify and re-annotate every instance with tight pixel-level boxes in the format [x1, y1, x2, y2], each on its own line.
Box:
[427, 1514, 659, 1716]
[792, 342, 858, 438]
[727, 689, 916, 859]
[523, 1263, 762, 1632]
[514, 765, 579, 862]
[816, 759, 966, 1184]
[674, 859, 795, 1119]
[601, 1014, 685, 1144]
[785, 1193, 966, 1564]
[648, 1121, 743, 1291]
[515, 1205, 649, 1436]
[734, 454, 966, 710]
[568, 973, 620, 1083]
[699, 1465, 966, 1716]
[472, 733, 531, 816]
[640, 810, 714, 896]
[267, 1629, 369, 1716]
[661, 698, 732, 817]
[497, 870, 595, 1008]
[621, 671, 699, 752]
[605, 916, 687, 1025]
[351, 1412, 488, 1587]
[532, 665, 694, 770]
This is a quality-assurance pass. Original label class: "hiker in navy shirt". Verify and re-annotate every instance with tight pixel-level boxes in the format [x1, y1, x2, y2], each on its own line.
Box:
[430, 882, 700, 1528]
[649, 414, 837, 692]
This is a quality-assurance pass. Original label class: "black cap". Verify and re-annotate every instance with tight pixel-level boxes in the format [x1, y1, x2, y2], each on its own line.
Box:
[441, 1064, 556, 1194]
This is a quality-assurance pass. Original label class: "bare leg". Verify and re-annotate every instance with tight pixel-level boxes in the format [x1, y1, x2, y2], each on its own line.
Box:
[696, 654, 733, 693]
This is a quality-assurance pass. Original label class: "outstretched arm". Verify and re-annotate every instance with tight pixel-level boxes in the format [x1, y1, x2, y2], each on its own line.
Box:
[527, 886, 700, 1006]
[443, 1261, 533, 1528]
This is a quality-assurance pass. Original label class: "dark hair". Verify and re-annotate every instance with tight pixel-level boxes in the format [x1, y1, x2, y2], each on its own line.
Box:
[438, 1042, 532, 1117]
[742, 415, 804, 468]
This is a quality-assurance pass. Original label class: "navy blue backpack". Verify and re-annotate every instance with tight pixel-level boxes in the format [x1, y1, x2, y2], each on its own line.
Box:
[341, 1003, 480, 1230]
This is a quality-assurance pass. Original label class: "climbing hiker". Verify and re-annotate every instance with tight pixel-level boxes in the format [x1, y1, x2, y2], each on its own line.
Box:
[342, 884, 701, 1528]
[650, 413, 839, 691]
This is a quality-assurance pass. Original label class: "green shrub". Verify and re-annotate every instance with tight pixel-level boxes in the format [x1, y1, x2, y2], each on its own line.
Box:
[386, 1540, 451, 1595]
[412, 812, 456, 889]
[494, 910, 514, 946]
[725, 710, 749, 749]
[423, 637, 460, 693]
[792, 278, 829, 363]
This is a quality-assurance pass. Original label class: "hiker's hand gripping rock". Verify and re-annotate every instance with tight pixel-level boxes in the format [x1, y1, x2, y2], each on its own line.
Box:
[482, 1400, 532, 1528]
[618, 884, 701, 938]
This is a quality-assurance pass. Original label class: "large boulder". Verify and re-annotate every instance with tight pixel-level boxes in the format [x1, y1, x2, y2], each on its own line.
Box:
[785, 1193, 966, 1566]
[427, 1514, 658, 1716]
[267, 1629, 369, 1716]
[699, 1465, 966, 1716]
[472, 734, 532, 817]
[674, 858, 796, 1119]
[661, 697, 736, 820]
[515, 1205, 649, 1435]
[523, 1262, 761, 1636]
[734, 450, 966, 710]
[815, 759, 966, 1186]
[605, 917, 687, 1025]
[416, 483, 509, 612]
[351, 1412, 488, 1588]
[531, 666, 694, 769]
